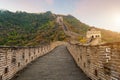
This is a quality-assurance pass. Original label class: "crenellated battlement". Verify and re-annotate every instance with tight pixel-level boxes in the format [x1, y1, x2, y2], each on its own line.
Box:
[0, 41, 66, 80]
[67, 42, 120, 80]
[0, 41, 120, 80]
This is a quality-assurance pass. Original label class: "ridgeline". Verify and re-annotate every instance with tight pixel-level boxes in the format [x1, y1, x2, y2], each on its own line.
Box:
[0, 10, 120, 46]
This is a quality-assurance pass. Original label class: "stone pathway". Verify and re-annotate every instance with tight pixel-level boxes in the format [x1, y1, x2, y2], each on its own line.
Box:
[11, 46, 90, 80]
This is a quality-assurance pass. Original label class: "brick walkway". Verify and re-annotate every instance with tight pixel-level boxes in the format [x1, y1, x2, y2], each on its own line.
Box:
[11, 46, 90, 80]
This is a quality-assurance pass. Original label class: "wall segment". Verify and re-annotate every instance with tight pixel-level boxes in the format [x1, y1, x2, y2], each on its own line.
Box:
[67, 42, 120, 80]
[0, 41, 66, 80]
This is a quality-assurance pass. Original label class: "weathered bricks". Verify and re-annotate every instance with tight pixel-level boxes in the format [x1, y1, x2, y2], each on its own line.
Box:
[67, 42, 120, 80]
[0, 41, 66, 80]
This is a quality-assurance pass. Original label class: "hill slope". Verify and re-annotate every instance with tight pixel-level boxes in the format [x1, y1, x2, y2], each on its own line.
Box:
[0, 10, 66, 46]
[63, 15, 120, 43]
[0, 10, 120, 46]
[63, 15, 89, 35]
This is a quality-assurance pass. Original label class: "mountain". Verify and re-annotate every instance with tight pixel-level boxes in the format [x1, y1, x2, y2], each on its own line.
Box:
[63, 15, 89, 35]
[0, 10, 120, 46]
[63, 15, 120, 43]
[0, 10, 66, 46]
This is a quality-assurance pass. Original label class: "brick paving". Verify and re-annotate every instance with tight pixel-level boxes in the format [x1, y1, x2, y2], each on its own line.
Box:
[11, 46, 90, 80]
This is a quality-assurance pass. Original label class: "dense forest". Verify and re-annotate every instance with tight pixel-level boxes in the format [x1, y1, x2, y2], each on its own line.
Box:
[0, 10, 120, 46]
[0, 10, 66, 46]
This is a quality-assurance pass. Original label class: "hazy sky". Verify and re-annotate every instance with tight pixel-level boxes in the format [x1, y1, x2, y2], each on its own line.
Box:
[0, 0, 120, 32]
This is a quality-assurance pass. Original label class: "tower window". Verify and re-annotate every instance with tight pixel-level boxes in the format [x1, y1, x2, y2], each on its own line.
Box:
[95, 35, 99, 37]
[92, 35, 94, 38]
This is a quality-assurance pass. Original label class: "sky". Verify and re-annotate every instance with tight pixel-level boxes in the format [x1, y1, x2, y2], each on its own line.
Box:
[0, 0, 120, 32]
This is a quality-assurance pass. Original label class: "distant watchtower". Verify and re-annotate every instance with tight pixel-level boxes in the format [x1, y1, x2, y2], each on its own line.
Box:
[56, 16, 63, 25]
[86, 28, 101, 39]
[86, 28, 101, 45]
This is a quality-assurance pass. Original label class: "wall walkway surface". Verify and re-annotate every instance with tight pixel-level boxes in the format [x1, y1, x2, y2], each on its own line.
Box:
[11, 46, 90, 80]
[1, 41, 120, 80]
[0, 41, 65, 80]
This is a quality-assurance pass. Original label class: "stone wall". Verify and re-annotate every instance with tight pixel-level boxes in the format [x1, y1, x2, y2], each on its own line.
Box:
[1, 41, 119, 80]
[0, 41, 66, 80]
[67, 42, 120, 80]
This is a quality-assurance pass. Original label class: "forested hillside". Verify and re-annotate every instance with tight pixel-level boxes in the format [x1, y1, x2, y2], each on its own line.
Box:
[0, 10, 120, 46]
[63, 15, 89, 35]
[0, 10, 66, 46]
[63, 15, 120, 43]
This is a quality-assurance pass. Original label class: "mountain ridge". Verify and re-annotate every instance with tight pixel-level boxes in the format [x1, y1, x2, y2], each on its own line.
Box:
[0, 10, 120, 46]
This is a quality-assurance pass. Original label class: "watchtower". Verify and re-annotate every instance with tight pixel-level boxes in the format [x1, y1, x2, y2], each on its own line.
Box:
[86, 28, 101, 45]
[86, 28, 101, 39]
[56, 16, 63, 25]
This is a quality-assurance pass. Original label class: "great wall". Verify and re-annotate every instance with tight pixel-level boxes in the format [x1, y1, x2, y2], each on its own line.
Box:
[0, 42, 66, 80]
[0, 41, 120, 80]
[0, 17, 120, 80]
[68, 42, 120, 80]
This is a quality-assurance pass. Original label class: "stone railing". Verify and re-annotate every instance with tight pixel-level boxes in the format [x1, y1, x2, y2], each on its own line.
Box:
[0, 41, 66, 80]
[67, 42, 120, 80]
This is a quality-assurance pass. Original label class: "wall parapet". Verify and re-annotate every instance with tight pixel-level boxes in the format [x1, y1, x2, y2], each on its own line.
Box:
[0, 41, 66, 80]
[67, 42, 120, 80]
